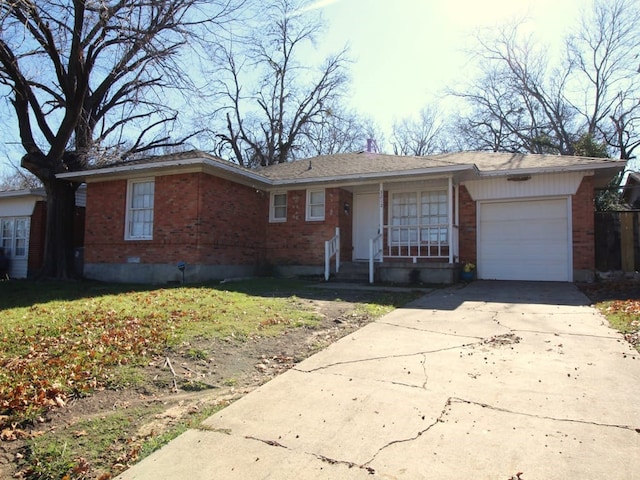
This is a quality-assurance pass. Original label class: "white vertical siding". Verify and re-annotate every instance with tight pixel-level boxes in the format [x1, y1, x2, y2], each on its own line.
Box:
[464, 172, 585, 201]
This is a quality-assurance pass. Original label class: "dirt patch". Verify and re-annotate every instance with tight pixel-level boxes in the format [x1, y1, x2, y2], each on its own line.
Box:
[1, 288, 406, 479]
[577, 279, 640, 303]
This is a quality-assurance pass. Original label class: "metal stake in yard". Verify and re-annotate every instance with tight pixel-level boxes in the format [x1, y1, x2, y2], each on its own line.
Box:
[177, 261, 186, 284]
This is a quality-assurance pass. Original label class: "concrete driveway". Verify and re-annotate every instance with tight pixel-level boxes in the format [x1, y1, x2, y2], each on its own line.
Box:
[117, 281, 640, 479]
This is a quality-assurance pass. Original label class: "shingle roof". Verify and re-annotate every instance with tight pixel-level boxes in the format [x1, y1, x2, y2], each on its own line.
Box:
[57, 149, 626, 185]
[257, 151, 625, 181]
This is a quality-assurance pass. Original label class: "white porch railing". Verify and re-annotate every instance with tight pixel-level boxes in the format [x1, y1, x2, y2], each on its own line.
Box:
[368, 231, 383, 284]
[324, 227, 340, 281]
[383, 224, 449, 258]
[451, 225, 459, 264]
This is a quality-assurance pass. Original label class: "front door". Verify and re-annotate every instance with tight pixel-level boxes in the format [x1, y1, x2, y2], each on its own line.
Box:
[353, 192, 380, 260]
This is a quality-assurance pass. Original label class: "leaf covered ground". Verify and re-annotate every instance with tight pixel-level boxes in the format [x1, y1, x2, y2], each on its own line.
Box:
[578, 280, 640, 352]
[0, 279, 420, 479]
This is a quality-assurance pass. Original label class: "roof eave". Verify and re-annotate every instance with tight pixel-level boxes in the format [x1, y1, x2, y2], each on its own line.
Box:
[268, 164, 477, 188]
[475, 161, 626, 178]
[56, 157, 272, 188]
[0, 188, 46, 199]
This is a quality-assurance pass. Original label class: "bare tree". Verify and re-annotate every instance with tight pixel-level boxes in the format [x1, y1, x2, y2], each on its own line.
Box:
[451, 0, 640, 159]
[568, 0, 640, 140]
[0, 167, 41, 191]
[0, 0, 241, 278]
[297, 107, 376, 156]
[452, 22, 577, 155]
[212, 0, 350, 167]
[391, 106, 446, 156]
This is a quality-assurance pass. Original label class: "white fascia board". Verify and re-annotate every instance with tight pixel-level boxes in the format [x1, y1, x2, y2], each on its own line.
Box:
[0, 188, 46, 199]
[57, 157, 272, 188]
[476, 162, 625, 178]
[56, 158, 206, 181]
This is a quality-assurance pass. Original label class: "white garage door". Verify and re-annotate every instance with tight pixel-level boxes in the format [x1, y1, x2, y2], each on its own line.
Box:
[478, 198, 571, 281]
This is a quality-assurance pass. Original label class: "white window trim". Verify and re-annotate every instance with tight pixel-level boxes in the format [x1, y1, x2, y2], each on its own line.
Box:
[125, 178, 155, 241]
[269, 191, 288, 223]
[1, 217, 30, 258]
[306, 189, 325, 221]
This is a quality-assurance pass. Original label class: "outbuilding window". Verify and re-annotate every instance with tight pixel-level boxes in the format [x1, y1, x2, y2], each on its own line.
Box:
[125, 179, 155, 240]
[0, 217, 29, 258]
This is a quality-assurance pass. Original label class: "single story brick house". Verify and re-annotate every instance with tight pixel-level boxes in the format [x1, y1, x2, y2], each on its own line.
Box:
[58, 150, 625, 284]
[0, 187, 85, 278]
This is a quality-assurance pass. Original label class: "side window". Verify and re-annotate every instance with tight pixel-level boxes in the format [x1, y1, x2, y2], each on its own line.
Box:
[0, 217, 30, 257]
[125, 179, 155, 240]
[306, 189, 325, 221]
[13, 218, 29, 257]
[1, 218, 14, 256]
[270, 192, 287, 222]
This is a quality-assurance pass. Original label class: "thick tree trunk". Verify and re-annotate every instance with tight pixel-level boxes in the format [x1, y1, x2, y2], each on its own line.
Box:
[39, 179, 78, 279]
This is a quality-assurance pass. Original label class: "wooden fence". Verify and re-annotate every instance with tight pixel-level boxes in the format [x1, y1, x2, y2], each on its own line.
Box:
[594, 211, 640, 272]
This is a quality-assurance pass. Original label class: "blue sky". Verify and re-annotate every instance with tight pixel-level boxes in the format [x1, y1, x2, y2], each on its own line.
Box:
[0, 0, 610, 178]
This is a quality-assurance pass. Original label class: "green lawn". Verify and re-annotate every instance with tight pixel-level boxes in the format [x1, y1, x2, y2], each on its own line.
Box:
[0, 278, 324, 428]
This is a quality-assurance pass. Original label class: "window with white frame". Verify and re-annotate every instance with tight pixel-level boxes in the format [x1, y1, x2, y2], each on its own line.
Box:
[390, 190, 448, 244]
[306, 189, 325, 221]
[270, 192, 287, 222]
[0, 217, 30, 257]
[125, 179, 155, 240]
[391, 192, 418, 243]
[420, 190, 448, 243]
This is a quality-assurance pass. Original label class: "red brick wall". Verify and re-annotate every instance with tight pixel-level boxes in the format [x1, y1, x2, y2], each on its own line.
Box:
[458, 185, 477, 264]
[572, 176, 595, 271]
[85, 179, 127, 263]
[458, 177, 596, 274]
[85, 173, 267, 266]
[264, 187, 348, 265]
[194, 173, 267, 265]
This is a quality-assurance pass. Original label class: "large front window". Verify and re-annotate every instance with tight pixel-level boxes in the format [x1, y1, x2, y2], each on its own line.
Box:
[390, 190, 448, 244]
[125, 179, 155, 240]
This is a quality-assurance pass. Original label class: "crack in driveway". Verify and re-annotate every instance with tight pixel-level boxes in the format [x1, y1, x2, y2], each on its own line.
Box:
[362, 395, 640, 468]
[447, 397, 640, 433]
[244, 435, 376, 475]
[294, 343, 478, 375]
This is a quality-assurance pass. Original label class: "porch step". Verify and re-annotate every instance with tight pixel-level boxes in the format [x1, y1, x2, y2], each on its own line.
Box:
[333, 262, 370, 282]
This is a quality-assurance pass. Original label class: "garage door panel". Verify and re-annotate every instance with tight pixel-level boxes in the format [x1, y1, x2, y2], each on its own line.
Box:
[478, 198, 570, 281]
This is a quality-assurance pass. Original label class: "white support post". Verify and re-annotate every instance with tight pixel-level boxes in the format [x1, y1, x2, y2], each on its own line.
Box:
[335, 227, 340, 274]
[369, 238, 374, 284]
[324, 227, 340, 281]
[448, 176, 454, 264]
[324, 240, 330, 281]
[378, 183, 384, 236]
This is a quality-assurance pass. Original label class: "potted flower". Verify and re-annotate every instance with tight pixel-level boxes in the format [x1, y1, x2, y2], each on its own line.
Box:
[460, 262, 475, 282]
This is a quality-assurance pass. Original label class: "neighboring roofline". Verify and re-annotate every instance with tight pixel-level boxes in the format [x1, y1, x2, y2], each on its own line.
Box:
[0, 188, 46, 199]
